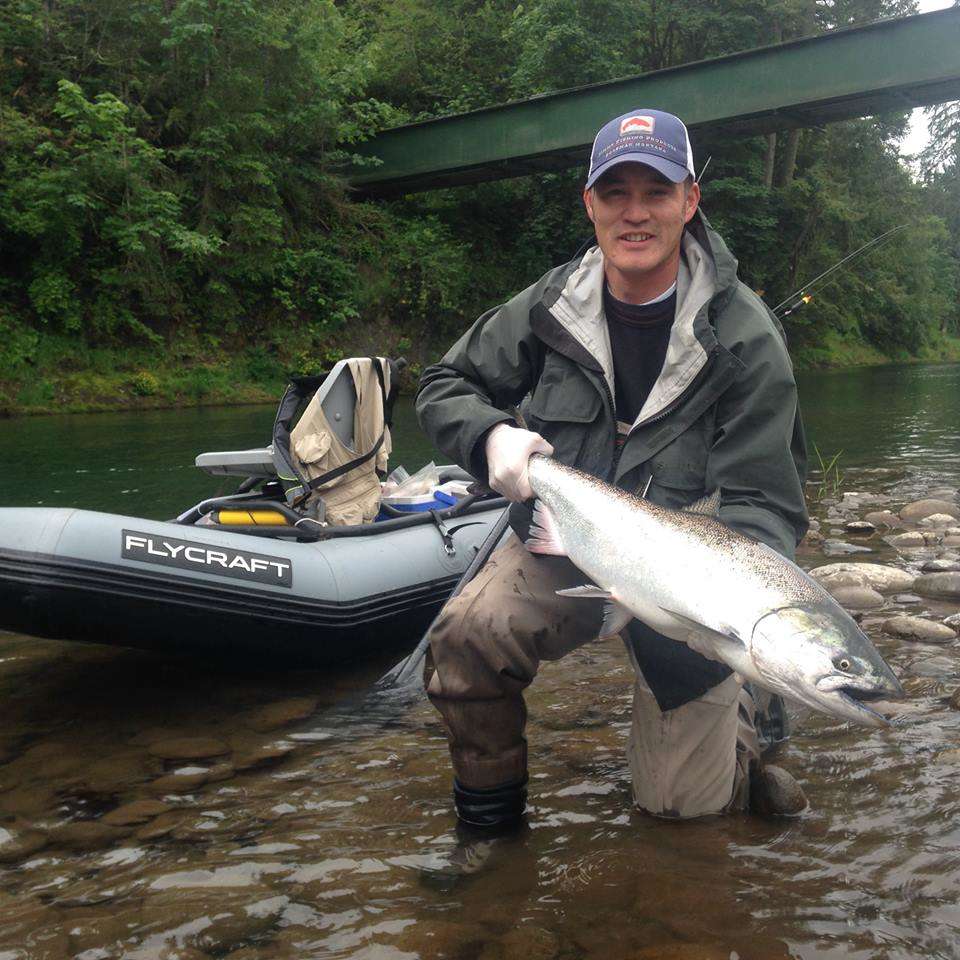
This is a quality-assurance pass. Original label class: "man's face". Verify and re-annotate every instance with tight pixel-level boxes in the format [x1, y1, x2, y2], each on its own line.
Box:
[583, 163, 700, 301]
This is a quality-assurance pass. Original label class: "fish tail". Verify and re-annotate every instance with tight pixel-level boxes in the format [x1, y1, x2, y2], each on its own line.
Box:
[525, 500, 566, 556]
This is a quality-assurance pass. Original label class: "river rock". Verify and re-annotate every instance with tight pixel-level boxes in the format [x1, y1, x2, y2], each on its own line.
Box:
[929, 487, 959, 502]
[102, 798, 170, 826]
[887, 531, 926, 549]
[150, 761, 233, 793]
[809, 562, 915, 593]
[135, 810, 184, 841]
[945, 536, 960, 548]
[808, 518, 821, 531]
[840, 491, 888, 509]
[844, 520, 875, 535]
[900, 499, 960, 522]
[915, 573, 960, 600]
[828, 585, 884, 610]
[945, 613, 960, 629]
[892, 593, 923, 605]
[0, 824, 47, 863]
[49, 820, 129, 851]
[147, 737, 230, 761]
[864, 510, 900, 529]
[499, 926, 561, 960]
[921, 559, 960, 573]
[922, 514, 957, 528]
[823, 539, 872, 556]
[803, 529, 824, 545]
[883, 616, 957, 643]
[245, 697, 318, 732]
[234, 741, 296, 771]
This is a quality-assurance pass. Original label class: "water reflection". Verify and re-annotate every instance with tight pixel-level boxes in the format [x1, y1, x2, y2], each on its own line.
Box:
[0, 363, 959, 958]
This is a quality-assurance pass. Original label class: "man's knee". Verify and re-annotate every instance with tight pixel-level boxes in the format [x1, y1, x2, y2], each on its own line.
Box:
[628, 672, 748, 819]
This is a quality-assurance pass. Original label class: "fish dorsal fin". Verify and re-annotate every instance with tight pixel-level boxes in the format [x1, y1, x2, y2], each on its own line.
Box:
[681, 489, 721, 517]
[556, 585, 633, 638]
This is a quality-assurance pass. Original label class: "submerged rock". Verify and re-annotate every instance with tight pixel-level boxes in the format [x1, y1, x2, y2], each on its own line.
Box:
[840, 491, 888, 509]
[148, 737, 230, 761]
[864, 510, 900, 529]
[809, 562, 914, 593]
[887, 531, 926, 549]
[900, 499, 960, 523]
[915, 573, 960, 601]
[922, 514, 958, 528]
[828, 585, 884, 610]
[102, 798, 170, 826]
[892, 593, 923, 605]
[49, 819, 129, 851]
[883, 616, 957, 643]
[234, 741, 296, 771]
[245, 697, 318, 732]
[921, 559, 960, 573]
[0, 824, 47, 863]
[499, 925, 561, 960]
[823, 539, 872, 556]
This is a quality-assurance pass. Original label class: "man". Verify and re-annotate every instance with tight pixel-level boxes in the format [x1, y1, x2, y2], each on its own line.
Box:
[415, 108, 809, 831]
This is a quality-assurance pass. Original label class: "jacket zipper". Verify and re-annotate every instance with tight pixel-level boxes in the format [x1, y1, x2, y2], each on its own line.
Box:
[634, 345, 719, 430]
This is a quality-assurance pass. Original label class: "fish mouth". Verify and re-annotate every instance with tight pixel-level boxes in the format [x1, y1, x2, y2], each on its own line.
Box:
[816, 674, 906, 727]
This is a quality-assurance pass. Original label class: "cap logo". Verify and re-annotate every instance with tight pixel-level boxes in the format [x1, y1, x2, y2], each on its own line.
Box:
[620, 115, 655, 135]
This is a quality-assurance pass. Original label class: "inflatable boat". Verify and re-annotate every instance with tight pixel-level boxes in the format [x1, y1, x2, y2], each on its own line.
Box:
[0, 359, 507, 665]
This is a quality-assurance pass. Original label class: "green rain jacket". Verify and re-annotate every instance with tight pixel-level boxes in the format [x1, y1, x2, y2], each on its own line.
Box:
[416, 211, 809, 561]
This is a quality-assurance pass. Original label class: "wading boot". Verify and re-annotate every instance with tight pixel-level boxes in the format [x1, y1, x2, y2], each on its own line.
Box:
[749, 760, 808, 818]
[453, 775, 528, 832]
[419, 777, 528, 891]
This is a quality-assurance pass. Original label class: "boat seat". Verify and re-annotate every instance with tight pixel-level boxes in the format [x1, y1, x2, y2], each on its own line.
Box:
[195, 446, 278, 479]
[194, 361, 362, 480]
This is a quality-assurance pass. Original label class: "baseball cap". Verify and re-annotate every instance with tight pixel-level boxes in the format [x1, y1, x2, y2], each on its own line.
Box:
[585, 109, 695, 188]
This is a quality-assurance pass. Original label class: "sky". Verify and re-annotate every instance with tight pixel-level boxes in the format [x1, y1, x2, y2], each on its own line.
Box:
[898, 0, 956, 162]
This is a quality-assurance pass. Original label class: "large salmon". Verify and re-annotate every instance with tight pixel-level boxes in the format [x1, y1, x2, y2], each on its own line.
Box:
[525, 455, 904, 727]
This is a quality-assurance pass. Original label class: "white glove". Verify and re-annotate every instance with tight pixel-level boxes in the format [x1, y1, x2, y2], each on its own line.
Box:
[485, 423, 554, 502]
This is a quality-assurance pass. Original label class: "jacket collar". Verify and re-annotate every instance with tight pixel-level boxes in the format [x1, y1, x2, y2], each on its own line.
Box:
[537, 210, 738, 425]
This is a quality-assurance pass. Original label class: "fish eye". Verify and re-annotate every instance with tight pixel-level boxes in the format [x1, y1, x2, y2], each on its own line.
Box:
[833, 656, 852, 672]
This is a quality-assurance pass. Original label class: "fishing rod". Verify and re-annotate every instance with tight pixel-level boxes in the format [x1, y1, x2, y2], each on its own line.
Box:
[772, 223, 909, 319]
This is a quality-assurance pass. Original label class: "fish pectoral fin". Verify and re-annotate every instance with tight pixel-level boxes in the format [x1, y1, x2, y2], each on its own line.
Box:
[680, 488, 721, 516]
[555, 586, 633, 639]
[658, 607, 744, 648]
[600, 601, 634, 638]
[556, 584, 611, 600]
[525, 500, 567, 556]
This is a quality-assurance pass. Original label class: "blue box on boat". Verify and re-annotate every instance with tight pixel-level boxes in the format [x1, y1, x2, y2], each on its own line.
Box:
[377, 489, 457, 521]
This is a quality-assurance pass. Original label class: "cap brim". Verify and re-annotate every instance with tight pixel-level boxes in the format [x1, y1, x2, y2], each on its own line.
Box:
[585, 153, 689, 189]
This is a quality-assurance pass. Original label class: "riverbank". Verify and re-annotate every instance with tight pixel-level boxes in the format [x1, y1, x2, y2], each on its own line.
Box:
[3, 330, 960, 418]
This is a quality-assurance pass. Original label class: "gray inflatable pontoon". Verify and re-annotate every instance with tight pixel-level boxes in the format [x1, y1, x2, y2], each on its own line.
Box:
[0, 360, 507, 665]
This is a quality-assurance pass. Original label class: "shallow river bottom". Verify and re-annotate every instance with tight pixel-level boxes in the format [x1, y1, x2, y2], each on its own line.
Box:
[3, 462, 960, 959]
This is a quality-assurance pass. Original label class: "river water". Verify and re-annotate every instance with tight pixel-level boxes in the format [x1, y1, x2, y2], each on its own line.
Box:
[0, 363, 959, 959]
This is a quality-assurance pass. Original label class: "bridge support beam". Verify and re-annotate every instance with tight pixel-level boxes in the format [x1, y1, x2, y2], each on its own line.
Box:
[348, 9, 960, 195]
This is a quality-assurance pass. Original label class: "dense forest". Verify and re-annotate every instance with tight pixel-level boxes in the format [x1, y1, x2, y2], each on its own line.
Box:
[1, 0, 958, 412]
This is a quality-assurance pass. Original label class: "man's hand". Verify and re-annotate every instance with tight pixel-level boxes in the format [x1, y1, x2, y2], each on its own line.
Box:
[485, 423, 554, 502]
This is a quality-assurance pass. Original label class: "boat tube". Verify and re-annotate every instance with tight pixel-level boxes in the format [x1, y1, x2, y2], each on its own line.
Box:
[0, 360, 508, 665]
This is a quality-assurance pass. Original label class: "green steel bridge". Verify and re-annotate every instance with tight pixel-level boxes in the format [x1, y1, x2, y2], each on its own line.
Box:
[347, 8, 960, 196]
